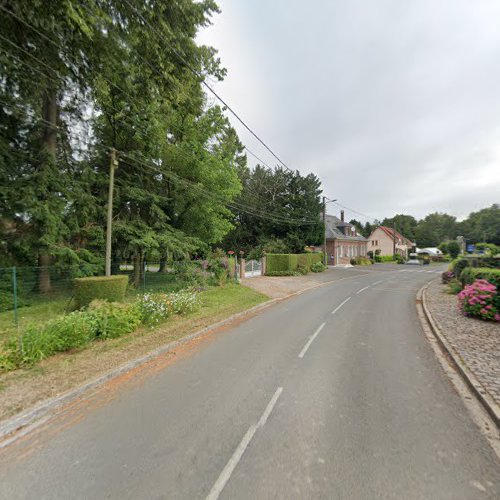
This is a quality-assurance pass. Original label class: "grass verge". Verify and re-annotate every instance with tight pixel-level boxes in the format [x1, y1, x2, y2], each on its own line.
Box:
[0, 284, 268, 422]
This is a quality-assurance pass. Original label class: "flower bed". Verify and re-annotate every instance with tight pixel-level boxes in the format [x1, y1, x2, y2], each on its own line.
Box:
[0, 289, 200, 370]
[457, 279, 500, 322]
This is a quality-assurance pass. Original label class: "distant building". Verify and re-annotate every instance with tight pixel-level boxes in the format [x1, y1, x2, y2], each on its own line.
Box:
[323, 211, 368, 265]
[368, 226, 413, 258]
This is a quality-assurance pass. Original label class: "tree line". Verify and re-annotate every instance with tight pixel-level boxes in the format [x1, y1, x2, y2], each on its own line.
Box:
[0, 1, 323, 290]
[350, 204, 500, 247]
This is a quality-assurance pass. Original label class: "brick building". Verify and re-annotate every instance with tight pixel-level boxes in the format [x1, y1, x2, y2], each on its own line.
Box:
[323, 211, 369, 265]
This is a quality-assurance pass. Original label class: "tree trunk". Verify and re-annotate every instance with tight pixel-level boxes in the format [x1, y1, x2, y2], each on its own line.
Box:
[37, 89, 58, 293]
[133, 253, 141, 288]
[38, 254, 51, 294]
[158, 257, 166, 273]
[158, 250, 169, 273]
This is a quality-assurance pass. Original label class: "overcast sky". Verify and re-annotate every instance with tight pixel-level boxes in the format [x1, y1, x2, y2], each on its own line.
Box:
[198, 0, 500, 222]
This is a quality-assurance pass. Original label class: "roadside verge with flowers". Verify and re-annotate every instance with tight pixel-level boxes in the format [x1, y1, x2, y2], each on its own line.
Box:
[425, 279, 500, 408]
[0, 284, 268, 422]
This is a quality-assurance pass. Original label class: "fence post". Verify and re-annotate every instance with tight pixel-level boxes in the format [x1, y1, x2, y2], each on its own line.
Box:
[240, 259, 245, 280]
[143, 259, 146, 292]
[12, 266, 18, 327]
[261, 256, 266, 275]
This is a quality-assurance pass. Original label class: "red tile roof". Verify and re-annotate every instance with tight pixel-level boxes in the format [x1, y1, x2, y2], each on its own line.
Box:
[377, 226, 413, 246]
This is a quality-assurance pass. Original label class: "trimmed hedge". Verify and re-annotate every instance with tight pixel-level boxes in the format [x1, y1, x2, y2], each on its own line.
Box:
[450, 258, 470, 278]
[350, 257, 373, 266]
[459, 267, 500, 288]
[74, 275, 128, 308]
[265, 253, 322, 275]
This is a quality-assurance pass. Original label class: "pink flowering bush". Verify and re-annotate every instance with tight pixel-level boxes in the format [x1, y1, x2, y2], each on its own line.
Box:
[457, 279, 500, 322]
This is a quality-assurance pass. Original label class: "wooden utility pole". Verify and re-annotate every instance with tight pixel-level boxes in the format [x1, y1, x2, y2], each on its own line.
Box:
[105, 149, 118, 277]
[393, 222, 397, 258]
[323, 196, 327, 266]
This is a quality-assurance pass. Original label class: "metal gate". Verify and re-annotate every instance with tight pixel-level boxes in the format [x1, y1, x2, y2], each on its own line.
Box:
[244, 259, 262, 278]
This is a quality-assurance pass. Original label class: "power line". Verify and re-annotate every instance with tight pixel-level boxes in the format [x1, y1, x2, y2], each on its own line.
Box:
[0, 6, 289, 180]
[0, 12, 321, 227]
[120, 0, 294, 173]
[115, 148, 320, 226]
[331, 201, 377, 222]
[0, 96, 320, 227]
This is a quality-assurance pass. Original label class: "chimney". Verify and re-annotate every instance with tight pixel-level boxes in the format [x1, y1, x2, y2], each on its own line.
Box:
[340, 210, 344, 222]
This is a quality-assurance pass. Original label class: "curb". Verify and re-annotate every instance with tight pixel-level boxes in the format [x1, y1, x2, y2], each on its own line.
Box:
[0, 272, 367, 446]
[418, 281, 500, 429]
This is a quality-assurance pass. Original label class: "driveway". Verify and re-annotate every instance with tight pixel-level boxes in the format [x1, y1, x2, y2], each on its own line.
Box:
[1, 265, 499, 499]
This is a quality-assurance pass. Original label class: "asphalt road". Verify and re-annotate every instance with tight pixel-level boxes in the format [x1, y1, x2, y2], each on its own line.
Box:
[1, 265, 499, 499]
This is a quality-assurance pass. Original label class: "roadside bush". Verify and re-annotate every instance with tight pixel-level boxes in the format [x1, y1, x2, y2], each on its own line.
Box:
[74, 275, 128, 308]
[350, 257, 372, 266]
[87, 300, 142, 339]
[266, 253, 321, 274]
[3, 310, 97, 367]
[296, 264, 309, 275]
[459, 267, 500, 289]
[169, 289, 200, 315]
[378, 255, 396, 263]
[457, 279, 499, 322]
[207, 255, 231, 286]
[446, 279, 463, 295]
[447, 241, 460, 259]
[311, 262, 326, 273]
[137, 292, 174, 325]
[0, 288, 201, 371]
[138, 290, 199, 325]
[173, 262, 207, 288]
[450, 258, 469, 278]
[265, 271, 297, 277]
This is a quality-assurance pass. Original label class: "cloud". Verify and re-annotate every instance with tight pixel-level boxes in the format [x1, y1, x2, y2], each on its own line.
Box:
[198, 0, 500, 221]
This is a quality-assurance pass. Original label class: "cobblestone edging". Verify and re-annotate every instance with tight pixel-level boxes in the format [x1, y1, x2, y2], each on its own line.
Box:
[421, 280, 500, 428]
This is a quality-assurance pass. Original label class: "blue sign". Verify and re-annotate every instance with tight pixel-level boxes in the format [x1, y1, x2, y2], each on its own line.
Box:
[467, 244, 475, 253]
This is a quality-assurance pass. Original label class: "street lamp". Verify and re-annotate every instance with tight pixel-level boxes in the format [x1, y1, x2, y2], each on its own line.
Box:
[322, 197, 337, 266]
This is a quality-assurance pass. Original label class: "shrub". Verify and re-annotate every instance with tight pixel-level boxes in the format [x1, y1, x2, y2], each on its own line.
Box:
[350, 257, 372, 266]
[169, 289, 200, 315]
[207, 255, 231, 286]
[173, 262, 206, 288]
[378, 255, 396, 263]
[447, 241, 460, 259]
[137, 290, 199, 325]
[74, 275, 128, 308]
[446, 279, 463, 295]
[137, 292, 174, 325]
[265, 271, 297, 276]
[266, 253, 322, 274]
[87, 300, 141, 339]
[459, 267, 500, 289]
[3, 310, 97, 367]
[311, 261, 326, 273]
[450, 258, 469, 278]
[457, 279, 499, 322]
[296, 264, 309, 275]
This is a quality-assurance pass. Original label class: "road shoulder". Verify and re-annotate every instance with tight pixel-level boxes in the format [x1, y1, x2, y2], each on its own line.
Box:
[418, 280, 500, 429]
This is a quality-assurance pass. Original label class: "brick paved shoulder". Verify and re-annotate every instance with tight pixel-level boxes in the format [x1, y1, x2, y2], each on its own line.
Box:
[426, 279, 500, 406]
